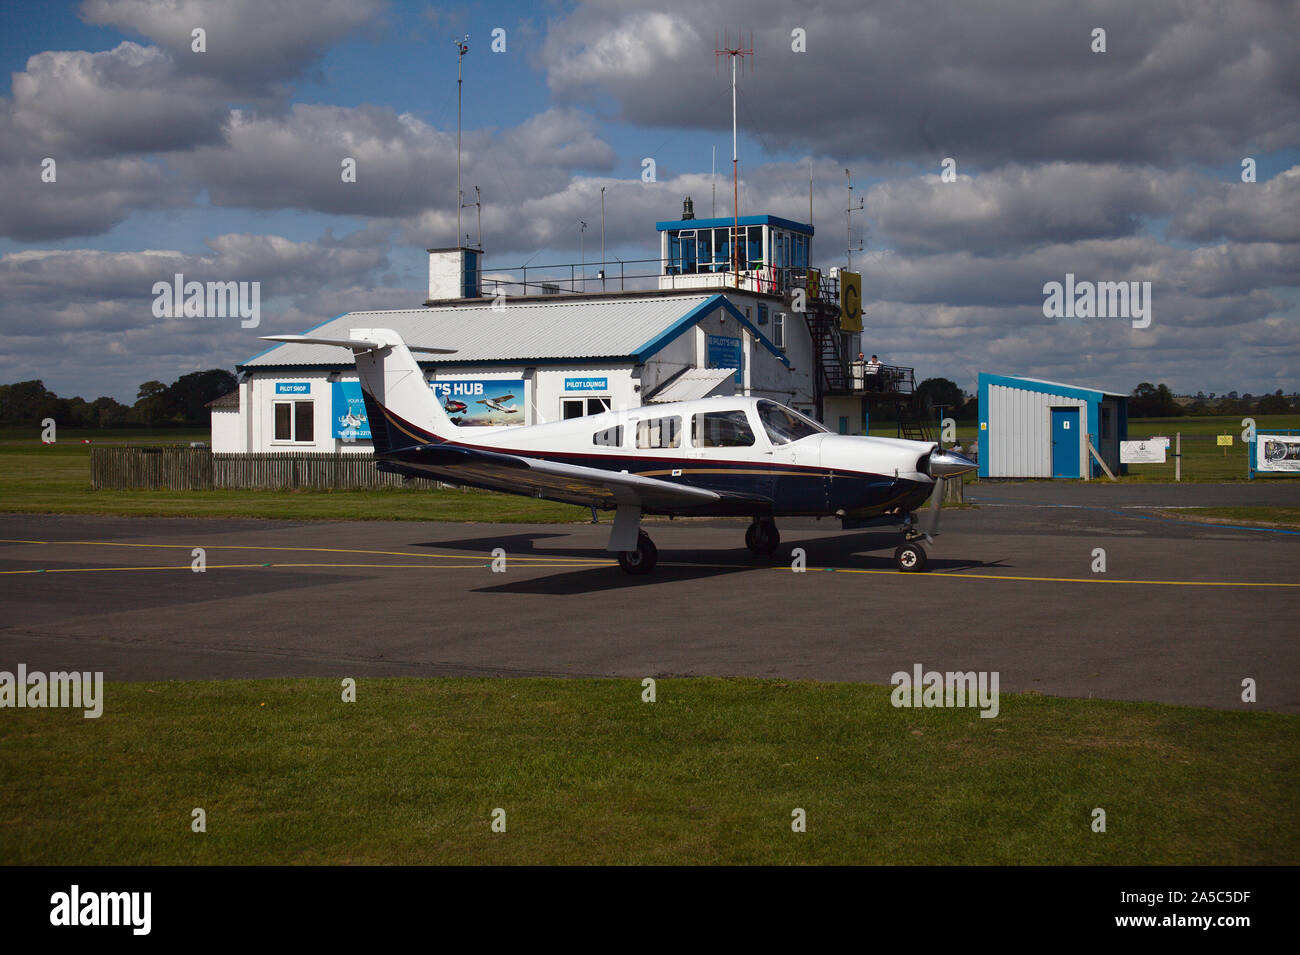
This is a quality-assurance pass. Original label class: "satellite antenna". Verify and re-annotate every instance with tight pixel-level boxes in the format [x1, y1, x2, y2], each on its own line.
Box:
[716, 30, 753, 289]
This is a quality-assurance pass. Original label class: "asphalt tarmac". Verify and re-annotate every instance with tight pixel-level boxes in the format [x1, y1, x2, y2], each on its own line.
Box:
[1, 482, 1297, 711]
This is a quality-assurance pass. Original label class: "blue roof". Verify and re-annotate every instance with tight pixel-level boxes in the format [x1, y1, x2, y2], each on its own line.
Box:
[656, 214, 813, 236]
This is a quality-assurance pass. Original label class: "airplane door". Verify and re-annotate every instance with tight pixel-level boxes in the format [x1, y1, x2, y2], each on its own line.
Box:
[1050, 407, 1080, 478]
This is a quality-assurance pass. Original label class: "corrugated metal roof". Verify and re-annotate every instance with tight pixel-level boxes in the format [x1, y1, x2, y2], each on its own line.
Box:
[242, 294, 720, 369]
[646, 367, 736, 402]
[990, 374, 1127, 399]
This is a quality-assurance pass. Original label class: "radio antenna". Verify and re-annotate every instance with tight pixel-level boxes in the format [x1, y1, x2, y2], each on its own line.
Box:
[716, 30, 753, 289]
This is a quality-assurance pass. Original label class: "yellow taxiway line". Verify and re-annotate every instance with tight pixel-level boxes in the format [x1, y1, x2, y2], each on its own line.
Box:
[782, 567, 1300, 588]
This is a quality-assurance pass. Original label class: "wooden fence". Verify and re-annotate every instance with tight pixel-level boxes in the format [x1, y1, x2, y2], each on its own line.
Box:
[91, 449, 409, 490]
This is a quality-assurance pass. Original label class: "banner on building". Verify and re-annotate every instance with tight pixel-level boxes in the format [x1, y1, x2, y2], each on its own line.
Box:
[706, 335, 742, 385]
[1257, 434, 1300, 472]
[430, 379, 525, 426]
[839, 270, 862, 332]
[1120, 437, 1168, 463]
[331, 381, 370, 440]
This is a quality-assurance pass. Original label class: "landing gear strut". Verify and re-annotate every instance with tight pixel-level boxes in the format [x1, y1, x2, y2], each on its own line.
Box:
[745, 518, 780, 555]
[617, 530, 658, 575]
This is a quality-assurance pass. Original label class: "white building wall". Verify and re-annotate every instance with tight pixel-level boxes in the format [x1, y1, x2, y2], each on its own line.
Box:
[209, 409, 242, 452]
[987, 384, 1087, 478]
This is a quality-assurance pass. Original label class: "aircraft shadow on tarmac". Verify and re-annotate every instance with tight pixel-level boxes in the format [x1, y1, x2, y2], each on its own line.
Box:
[416, 532, 1007, 595]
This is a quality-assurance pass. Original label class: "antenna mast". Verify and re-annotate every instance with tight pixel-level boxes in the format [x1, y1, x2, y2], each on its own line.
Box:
[716, 31, 753, 290]
[845, 167, 864, 271]
[455, 35, 469, 246]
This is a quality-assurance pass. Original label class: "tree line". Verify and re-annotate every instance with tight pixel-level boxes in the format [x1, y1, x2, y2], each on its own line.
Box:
[0, 370, 236, 429]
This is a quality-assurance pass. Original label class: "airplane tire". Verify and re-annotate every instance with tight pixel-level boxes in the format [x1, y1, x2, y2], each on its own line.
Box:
[618, 532, 658, 575]
[894, 542, 927, 572]
[746, 519, 780, 555]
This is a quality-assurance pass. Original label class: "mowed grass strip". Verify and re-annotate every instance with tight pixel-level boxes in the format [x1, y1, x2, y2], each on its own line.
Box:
[1, 678, 1294, 865]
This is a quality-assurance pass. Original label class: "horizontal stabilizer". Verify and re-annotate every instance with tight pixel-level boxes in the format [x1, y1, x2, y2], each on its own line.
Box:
[259, 334, 456, 354]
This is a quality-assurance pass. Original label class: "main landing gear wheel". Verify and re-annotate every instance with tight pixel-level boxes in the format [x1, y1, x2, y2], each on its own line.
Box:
[894, 541, 928, 573]
[745, 519, 780, 555]
[618, 531, 658, 575]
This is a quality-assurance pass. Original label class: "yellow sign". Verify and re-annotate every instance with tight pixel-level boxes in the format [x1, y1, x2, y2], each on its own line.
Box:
[1217, 435, 1233, 446]
[839, 270, 862, 332]
[806, 268, 820, 302]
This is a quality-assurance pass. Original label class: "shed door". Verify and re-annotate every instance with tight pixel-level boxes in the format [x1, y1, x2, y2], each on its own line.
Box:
[1050, 407, 1080, 478]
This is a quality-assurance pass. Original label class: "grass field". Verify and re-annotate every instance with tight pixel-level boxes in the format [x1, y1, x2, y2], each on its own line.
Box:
[1159, 507, 1300, 530]
[0, 677, 1293, 865]
[0, 428, 587, 523]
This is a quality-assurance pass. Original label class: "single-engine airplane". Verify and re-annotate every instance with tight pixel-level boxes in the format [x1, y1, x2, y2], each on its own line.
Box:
[478, 394, 520, 415]
[261, 328, 977, 574]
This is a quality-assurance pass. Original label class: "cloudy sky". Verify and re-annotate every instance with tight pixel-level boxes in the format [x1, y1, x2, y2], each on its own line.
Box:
[1, 0, 1297, 402]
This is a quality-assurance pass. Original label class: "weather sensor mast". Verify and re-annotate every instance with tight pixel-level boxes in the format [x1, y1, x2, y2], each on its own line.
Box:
[716, 31, 753, 289]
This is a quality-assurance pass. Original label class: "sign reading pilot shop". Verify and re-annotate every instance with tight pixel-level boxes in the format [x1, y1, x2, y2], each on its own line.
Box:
[276, 382, 311, 395]
[563, 377, 609, 392]
[706, 335, 742, 384]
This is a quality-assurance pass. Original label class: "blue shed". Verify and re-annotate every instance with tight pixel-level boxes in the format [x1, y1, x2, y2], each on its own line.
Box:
[978, 373, 1128, 478]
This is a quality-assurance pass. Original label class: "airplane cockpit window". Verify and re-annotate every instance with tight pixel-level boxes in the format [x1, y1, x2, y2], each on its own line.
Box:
[593, 426, 623, 447]
[757, 400, 828, 445]
[692, 410, 756, 448]
[636, 416, 681, 449]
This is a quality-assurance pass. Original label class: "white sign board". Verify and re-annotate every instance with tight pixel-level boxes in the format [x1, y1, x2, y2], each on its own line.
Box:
[1120, 437, 1169, 464]
[1257, 434, 1300, 472]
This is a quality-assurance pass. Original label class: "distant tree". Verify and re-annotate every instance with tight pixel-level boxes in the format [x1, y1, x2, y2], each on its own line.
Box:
[0, 380, 62, 428]
[915, 377, 964, 414]
[1129, 382, 1184, 418]
[163, 369, 237, 426]
[1255, 392, 1290, 415]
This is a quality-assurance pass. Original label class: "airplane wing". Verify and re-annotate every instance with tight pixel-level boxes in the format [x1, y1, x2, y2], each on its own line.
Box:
[380, 443, 724, 511]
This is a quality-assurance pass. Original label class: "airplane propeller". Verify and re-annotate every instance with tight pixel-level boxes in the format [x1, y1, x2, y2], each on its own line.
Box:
[919, 446, 977, 543]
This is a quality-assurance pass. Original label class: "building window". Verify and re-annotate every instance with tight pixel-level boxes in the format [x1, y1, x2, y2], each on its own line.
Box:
[773, 312, 786, 349]
[593, 426, 623, 447]
[636, 416, 682, 449]
[274, 400, 314, 442]
[758, 303, 768, 325]
[692, 410, 755, 448]
[563, 397, 611, 419]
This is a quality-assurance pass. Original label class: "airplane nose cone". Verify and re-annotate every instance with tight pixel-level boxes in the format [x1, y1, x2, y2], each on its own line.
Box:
[929, 448, 977, 478]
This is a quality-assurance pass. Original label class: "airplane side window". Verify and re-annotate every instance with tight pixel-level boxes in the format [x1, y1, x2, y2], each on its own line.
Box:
[758, 399, 825, 444]
[636, 416, 681, 449]
[692, 410, 755, 448]
[593, 426, 623, 447]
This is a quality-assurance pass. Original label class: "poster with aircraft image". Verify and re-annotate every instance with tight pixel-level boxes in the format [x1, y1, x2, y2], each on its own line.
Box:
[430, 379, 526, 426]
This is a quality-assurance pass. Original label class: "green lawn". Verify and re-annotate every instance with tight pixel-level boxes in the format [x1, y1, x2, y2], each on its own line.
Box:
[0, 429, 587, 523]
[0, 677, 1293, 865]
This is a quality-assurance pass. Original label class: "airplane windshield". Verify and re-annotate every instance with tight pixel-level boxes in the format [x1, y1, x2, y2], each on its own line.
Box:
[757, 400, 829, 445]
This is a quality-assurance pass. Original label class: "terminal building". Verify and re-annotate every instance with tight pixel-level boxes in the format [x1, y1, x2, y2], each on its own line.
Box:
[215, 201, 925, 453]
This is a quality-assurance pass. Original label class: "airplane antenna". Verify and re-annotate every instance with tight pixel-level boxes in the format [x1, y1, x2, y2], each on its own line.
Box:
[716, 30, 753, 290]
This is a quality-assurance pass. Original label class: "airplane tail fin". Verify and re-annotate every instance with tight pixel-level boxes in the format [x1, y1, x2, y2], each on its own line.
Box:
[259, 329, 458, 453]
